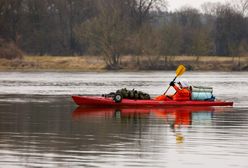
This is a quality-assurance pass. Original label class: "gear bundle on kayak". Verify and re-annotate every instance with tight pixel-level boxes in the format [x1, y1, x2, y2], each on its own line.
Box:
[102, 88, 151, 103]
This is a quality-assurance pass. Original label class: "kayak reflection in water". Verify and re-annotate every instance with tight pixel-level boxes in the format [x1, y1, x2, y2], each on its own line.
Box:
[72, 106, 218, 126]
[152, 106, 214, 144]
[155, 79, 191, 101]
[72, 106, 232, 143]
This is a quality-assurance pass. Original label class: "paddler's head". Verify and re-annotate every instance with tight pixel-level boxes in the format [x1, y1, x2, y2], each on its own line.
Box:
[178, 79, 189, 88]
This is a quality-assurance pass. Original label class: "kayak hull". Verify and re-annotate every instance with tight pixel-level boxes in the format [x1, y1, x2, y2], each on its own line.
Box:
[72, 95, 233, 107]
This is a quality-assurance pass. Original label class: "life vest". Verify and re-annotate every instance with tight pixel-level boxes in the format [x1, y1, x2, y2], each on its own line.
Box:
[172, 85, 190, 101]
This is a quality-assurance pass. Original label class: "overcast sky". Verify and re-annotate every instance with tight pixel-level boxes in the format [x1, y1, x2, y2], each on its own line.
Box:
[167, 0, 228, 11]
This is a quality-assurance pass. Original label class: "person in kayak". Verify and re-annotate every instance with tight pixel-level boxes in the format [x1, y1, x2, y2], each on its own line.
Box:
[155, 79, 191, 101]
[170, 79, 191, 100]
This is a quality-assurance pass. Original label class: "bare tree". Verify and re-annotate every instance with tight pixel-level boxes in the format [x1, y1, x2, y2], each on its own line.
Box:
[0, 0, 23, 41]
[201, 2, 222, 15]
[125, 0, 167, 27]
[231, 0, 248, 16]
[75, 0, 129, 69]
[215, 5, 246, 56]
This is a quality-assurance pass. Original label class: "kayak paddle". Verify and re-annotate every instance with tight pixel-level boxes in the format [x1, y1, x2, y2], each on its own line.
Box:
[163, 64, 186, 95]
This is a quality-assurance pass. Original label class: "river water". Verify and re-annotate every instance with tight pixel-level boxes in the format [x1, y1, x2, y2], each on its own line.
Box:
[0, 71, 247, 168]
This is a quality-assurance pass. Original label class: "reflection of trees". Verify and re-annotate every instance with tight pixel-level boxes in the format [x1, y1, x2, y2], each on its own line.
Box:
[212, 108, 246, 127]
[0, 102, 154, 156]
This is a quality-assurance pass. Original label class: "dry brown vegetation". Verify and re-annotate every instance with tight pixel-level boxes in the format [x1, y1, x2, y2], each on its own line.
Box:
[0, 55, 247, 71]
[0, 56, 105, 71]
[0, 39, 23, 60]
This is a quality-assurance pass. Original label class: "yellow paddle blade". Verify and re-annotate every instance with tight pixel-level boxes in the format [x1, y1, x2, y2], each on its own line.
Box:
[176, 64, 186, 77]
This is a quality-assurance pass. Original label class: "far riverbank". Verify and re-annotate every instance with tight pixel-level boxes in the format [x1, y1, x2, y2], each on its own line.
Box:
[0, 55, 247, 71]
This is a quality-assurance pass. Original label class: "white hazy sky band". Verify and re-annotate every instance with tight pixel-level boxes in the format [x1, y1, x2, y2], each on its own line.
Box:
[168, 0, 228, 11]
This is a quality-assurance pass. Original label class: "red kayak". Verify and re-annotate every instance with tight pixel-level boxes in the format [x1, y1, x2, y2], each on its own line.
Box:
[72, 95, 233, 107]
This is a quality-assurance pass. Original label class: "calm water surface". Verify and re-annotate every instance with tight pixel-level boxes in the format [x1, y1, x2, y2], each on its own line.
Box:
[0, 72, 247, 168]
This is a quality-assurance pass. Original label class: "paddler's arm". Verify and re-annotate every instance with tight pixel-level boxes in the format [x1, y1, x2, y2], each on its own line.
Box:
[170, 82, 180, 92]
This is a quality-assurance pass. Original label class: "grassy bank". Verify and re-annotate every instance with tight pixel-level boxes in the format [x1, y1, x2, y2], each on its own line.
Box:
[0, 56, 105, 71]
[0, 55, 247, 71]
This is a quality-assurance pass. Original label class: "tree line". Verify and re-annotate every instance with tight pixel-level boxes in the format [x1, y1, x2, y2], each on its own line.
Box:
[0, 0, 247, 69]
